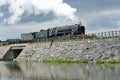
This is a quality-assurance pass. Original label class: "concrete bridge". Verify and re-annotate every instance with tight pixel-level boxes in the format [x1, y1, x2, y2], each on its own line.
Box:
[0, 44, 27, 61]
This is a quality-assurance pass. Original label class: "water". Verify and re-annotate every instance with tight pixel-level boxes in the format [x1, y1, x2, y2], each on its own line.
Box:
[0, 62, 120, 80]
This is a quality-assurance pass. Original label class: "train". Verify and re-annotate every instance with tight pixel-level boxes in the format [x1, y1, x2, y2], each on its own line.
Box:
[21, 23, 85, 41]
[0, 23, 85, 45]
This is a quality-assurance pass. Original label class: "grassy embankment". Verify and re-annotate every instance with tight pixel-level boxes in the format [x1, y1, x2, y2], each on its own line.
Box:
[15, 57, 120, 64]
[95, 58, 120, 64]
[43, 57, 120, 64]
[43, 57, 88, 63]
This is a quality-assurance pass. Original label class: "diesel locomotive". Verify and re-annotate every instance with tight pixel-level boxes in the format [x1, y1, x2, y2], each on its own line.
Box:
[21, 23, 85, 41]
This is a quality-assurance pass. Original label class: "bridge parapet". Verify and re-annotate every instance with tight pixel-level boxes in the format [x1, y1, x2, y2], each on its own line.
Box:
[10, 44, 27, 50]
[11, 45, 26, 50]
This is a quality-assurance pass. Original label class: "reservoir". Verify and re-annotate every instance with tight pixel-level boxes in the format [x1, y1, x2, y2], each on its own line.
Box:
[0, 61, 120, 80]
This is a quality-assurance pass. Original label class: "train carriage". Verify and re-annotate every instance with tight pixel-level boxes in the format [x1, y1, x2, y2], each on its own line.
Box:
[35, 30, 49, 39]
[21, 32, 36, 41]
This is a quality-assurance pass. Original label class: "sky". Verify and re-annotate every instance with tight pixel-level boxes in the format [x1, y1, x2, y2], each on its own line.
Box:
[0, 0, 120, 40]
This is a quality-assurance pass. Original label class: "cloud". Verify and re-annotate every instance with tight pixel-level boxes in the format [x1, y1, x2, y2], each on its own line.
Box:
[0, 0, 77, 24]
[0, 13, 3, 17]
[0, 0, 6, 6]
[82, 9, 120, 18]
[78, 9, 120, 33]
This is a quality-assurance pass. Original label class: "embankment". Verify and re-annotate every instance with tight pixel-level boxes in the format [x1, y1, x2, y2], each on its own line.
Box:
[14, 38, 120, 63]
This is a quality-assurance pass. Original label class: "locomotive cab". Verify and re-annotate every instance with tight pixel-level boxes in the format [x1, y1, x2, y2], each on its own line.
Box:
[80, 26, 85, 34]
[78, 24, 85, 34]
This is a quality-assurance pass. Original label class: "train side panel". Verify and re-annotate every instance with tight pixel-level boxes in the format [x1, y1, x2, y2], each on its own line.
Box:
[21, 32, 36, 41]
[35, 30, 49, 39]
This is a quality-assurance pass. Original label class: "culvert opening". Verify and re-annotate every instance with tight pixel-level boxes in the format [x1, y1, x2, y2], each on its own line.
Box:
[2, 48, 23, 61]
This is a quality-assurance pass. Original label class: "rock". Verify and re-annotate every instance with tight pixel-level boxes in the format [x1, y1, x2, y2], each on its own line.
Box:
[16, 38, 120, 62]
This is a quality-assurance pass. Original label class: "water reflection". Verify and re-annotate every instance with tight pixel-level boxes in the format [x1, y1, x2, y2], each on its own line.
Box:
[5, 62, 22, 72]
[0, 62, 120, 80]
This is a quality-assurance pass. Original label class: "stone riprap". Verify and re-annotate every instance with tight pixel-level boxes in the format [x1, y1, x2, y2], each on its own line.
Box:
[16, 38, 120, 62]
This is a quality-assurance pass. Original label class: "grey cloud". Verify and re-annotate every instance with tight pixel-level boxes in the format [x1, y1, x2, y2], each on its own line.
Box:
[20, 12, 55, 23]
[65, 0, 120, 14]
[81, 10, 120, 33]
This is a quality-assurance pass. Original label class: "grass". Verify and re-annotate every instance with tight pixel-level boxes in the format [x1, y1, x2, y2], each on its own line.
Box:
[96, 58, 120, 64]
[43, 57, 88, 63]
[15, 57, 120, 64]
